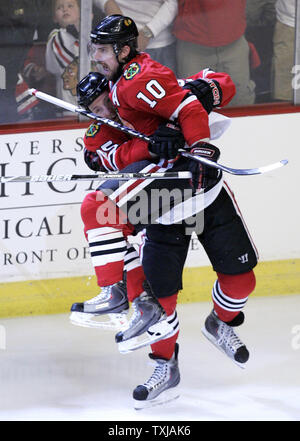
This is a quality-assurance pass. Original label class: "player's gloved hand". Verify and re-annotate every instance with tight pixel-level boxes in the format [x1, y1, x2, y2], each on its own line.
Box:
[84, 148, 105, 172]
[148, 122, 186, 160]
[189, 142, 221, 191]
[183, 78, 222, 114]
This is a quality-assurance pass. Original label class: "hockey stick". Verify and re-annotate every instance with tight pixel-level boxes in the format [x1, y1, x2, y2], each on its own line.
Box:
[0, 171, 192, 184]
[180, 151, 288, 176]
[29, 89, 288, 176]
[29, 88, 150, 142]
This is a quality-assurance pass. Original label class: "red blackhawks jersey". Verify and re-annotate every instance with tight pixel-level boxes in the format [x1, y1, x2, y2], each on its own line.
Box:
[83, 123, 151, 172]
[110, 52, 234, 144]
[83, 53, 235, 172]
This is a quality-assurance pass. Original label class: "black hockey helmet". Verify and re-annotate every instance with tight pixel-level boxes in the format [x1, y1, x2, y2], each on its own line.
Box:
[77, 72, 109, 110]
[90, 14, 138, 47]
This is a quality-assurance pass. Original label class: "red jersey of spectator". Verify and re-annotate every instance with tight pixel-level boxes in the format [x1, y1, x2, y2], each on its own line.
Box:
[173, 0, 247, 47]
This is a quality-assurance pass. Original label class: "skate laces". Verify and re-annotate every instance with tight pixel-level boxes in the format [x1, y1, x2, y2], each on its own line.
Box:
[126, 300, 141, 327]
[126, 292, 155, 327]
[144, 361, 168, 389]
[218, 323, 244, 353]
[85, 285, 112, 304]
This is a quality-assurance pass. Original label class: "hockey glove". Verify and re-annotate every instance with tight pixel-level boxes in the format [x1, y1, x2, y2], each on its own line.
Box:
[148, 122, 186, 160]
[183, 78, 222, 114]
[84, 148, 105, 172]
[189, 142, 221, 191]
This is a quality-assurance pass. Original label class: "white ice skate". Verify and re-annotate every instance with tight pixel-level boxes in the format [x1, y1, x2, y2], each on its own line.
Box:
[133, 343, 180, 410]
[202, 309, 249, 368]
[115, 287, 177, 353]
[70, 282, 129, 331]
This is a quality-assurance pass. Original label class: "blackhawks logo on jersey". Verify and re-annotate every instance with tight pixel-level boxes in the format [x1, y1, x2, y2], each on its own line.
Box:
[124, 62, 140, 80]
[85, 123, 100, 137]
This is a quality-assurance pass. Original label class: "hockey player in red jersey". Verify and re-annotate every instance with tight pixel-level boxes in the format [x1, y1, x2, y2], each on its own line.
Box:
[71, 71, 258, 408]
[71, 66, 235, 339]
[79, 68, 234, 173]
[70, 72, 177, 346]
[71, 68, 237, 344]
[72, 15, 258, 408]
[88, 19, 234, 148]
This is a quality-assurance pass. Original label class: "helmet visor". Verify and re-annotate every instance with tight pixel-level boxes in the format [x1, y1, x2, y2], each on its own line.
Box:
[87, 42, 115, 62]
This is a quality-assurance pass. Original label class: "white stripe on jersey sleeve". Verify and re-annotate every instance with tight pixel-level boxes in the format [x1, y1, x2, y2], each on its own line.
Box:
[169, 95, 198, 121]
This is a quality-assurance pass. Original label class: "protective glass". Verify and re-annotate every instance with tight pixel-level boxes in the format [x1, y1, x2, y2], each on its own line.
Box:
[87, 42, 115, 61]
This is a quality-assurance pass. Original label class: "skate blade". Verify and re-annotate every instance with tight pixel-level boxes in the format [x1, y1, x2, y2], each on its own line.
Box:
[118, 318, 175, 354]
[70, 311, 129, 331]
[201, 327, 247, 369]
[134, 387, 180, 410]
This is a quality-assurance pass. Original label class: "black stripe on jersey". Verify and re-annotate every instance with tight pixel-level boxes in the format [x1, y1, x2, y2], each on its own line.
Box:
[215, 281, 247, 306]
[90, 246, 127, 257]
[124, 256, 138, 266]
[173, 321, 179, 332]
[167, 311, 178, 325]
[89, 237, 125, 247]
[17, 94, 33, 107]
[125, 246, 136, 254]
[213, 281, 247, 310]
[52, 39, 65, 69]
[58, 30, 75, 60]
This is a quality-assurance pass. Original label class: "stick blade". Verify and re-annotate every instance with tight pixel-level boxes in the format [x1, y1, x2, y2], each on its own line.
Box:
[221, 158, 289, 176]
[248, 159, 289, 175]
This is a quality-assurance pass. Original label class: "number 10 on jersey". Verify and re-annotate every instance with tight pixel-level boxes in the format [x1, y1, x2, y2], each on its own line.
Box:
[137, 80, 166, 108]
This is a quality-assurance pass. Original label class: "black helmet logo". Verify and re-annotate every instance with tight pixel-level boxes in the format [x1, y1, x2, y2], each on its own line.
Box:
[90, 15, 138, 45]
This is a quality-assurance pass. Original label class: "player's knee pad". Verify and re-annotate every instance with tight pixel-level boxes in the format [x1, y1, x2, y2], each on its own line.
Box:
[217, 270, 256, 298]
[81, 191, 103, 230]
[81, 191, 134, 236]
[157, 292, 178, 316]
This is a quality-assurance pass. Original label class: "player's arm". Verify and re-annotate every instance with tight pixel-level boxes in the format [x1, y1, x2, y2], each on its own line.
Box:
[83, 122, 152, 171]
[113, 138, 153, 169]
[83, 123, 125, 171]
[152, 70, 235, 158]
[84, 148, 105, 172]
[83, 140, 152, 172]
[180, 69, 236, 112]
[45, 30, 61, 75]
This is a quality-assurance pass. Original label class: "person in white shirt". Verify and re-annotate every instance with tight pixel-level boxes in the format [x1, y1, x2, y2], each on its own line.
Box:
[93, 0, 178, 73]
[272, 0, 296, 100]
[46, 0, 80, 106]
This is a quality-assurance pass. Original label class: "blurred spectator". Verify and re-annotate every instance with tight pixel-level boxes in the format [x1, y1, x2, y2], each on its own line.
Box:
[93, 0, 178, 73]
[0, 0, 54, 123]
[15, 71, 56, 121]
[173, 0, 255, 106]
[18, 0, 58, 121]
[272, 0, 296, 101]
[45, 0, 81, 106]
[246, 0, 276, 103]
